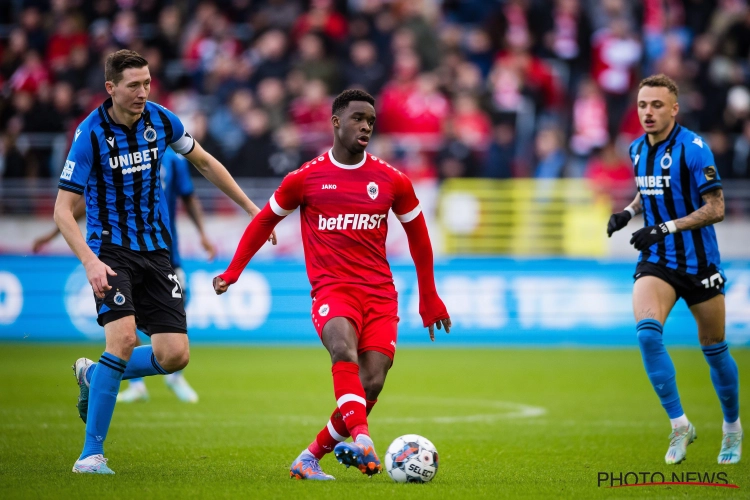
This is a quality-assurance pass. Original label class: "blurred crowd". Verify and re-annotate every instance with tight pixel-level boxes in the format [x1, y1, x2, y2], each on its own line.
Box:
[2, 0, 750, 192]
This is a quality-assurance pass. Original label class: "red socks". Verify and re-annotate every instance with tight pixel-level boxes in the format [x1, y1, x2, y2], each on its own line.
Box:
[332, 361, 368, 438]
[307, 362, 377, 459]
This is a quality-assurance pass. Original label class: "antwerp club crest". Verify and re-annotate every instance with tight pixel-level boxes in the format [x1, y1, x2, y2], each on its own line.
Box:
[318, 304, 330, 317]
[367, 182, 379, 200]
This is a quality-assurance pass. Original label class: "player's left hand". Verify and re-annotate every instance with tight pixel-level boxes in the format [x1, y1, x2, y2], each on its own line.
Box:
[428, 317, 451, 342]
[213, 276, 229, 295]
[201, 234, 217, 262]
[630, 224, 670, 251]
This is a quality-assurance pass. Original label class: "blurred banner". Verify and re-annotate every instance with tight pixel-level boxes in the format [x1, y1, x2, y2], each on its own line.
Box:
[1, 256, 748, 346]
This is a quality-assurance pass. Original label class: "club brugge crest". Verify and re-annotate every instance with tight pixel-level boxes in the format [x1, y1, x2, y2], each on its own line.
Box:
[318, 304, 330, 317]
[114, 291, 126, 306]
[143, 126, 157, 142]
[367, 182, 379, 200]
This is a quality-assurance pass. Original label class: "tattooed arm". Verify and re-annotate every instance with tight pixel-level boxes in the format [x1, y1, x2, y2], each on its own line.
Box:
[674, 189, 724, 232]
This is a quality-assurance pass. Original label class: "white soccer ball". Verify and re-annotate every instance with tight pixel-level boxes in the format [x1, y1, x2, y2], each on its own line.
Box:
[384, 434, 439, 483]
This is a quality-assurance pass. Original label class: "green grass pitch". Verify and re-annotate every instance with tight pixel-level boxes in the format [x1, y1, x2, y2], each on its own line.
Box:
[0, 344, 747, 499]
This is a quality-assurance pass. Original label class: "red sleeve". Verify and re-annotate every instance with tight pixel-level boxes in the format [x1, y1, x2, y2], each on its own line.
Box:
[219, 170, 305, 284]
[392, 171, 420, 220]
[219, 204, 284, 285]
[270, 168, 306, 215]
[397, 179, 449, 326]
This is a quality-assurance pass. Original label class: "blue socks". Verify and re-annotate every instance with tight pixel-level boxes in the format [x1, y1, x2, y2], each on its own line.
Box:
[80, 353, 125, 459]
[85, 346, 169, 384]
[702, 341, 740, 423]
[637, 319, 684, 418]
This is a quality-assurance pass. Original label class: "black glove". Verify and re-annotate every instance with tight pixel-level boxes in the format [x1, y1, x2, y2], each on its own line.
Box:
[630, 223, 670, 251]
[607, 210, 632, 237]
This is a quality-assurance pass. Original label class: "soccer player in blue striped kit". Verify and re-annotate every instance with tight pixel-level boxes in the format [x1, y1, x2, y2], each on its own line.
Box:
[607, 74, 741, 465]
[55, 50, 272, 474]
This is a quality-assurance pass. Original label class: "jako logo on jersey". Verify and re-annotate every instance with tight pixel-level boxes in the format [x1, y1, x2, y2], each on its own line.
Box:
[636, 175, 671, 189]
[74, 129, 82, 141]
[322, 184, 337, 189]
[61, 160, 75, 181]
[318, 213, 387, 230]
[318, 304, 330, 316]
[109, 147, 159, 175]
[367, 182, 379, 200]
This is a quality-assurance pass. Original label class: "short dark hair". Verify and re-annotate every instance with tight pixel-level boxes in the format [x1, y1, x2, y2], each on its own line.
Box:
[639, 74, 679, 98]
[105, 50, 148, 84]
[332, 89, 375, 116]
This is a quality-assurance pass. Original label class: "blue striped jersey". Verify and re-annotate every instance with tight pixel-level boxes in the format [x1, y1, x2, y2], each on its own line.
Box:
[58, 98, 195, 255]
[159, 148, 194, 268]
[629, 123, 722, 274]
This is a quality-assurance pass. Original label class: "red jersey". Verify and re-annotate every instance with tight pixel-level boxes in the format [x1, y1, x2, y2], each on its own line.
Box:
[269, 149, 421, 297]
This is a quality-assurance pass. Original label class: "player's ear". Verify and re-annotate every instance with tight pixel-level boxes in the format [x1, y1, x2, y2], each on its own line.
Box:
[105, 81, 115, 96]
[331, 115, 340, 129]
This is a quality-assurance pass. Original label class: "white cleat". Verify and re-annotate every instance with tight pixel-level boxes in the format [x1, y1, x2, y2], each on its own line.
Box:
[165, 375, 199, 403]
[718, 431, 742, 464]
[665, 423, 697, 464]
[72, 454, 114, 474]
[116, 383, 149, 403]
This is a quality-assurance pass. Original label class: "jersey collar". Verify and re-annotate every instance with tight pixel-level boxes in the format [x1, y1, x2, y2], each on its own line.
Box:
[328, 149, 367, 169]
[646, 122, 681, 150]
[100, 98, 146, 133]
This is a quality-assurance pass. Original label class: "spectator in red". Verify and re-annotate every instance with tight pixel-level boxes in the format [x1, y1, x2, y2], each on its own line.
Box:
[46, 13, 88, 73]
[288, 79, 332, 154]
[494, 32, 564, 113]
[451, 93, 492, 150]
[292, 0, 347, 43]
[378, 51, 449, 147]
[9, 50, 49, 94]
[585, 141, 634, 205]
[590, 17, 642, 136]
[569, 78, 608, 159]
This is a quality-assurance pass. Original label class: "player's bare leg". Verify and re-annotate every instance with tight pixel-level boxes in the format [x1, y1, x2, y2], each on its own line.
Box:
[633, 277, 696, 464]
[117, 336, 149, 403]
[691, 295, 742, 464]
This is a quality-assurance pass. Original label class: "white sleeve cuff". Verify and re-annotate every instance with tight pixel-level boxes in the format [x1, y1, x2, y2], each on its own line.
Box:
[665, 220, 677, 233]
[395, 204, 422, 223]
[269, 194, 294, 216]
[171, 131, 195, 155]
[625, 206, 636, 218]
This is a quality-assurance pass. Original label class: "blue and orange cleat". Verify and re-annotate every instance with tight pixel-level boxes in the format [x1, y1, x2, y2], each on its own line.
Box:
[289, 457, 335, 480]
[334, 436, 382, 476]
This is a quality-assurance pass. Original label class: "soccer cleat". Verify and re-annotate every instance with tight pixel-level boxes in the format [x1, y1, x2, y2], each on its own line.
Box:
[289, 457, 335, 480]
[72, 454, 115, 474]
[334, 436, 382, 476]
[72, 358, 93, 424]
[165, 375, 199, 403]
[665, 423, 697, 464]
[116, 383, 149, 403]
[718, 431, 742, 464]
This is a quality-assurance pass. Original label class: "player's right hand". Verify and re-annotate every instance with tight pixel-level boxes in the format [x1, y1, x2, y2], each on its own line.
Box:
[607, 210, 633, 237]
[213, 276, 229, 295]
[428, 317, 451, 342]
[84, 258, 117, 299]
[32, 235, 53, 253]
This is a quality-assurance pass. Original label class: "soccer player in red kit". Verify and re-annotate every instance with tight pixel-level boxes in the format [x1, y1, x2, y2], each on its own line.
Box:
[213, 89, 451, 480]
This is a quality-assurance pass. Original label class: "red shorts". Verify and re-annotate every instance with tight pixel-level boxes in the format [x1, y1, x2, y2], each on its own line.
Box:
[311, 284, 400, 360]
